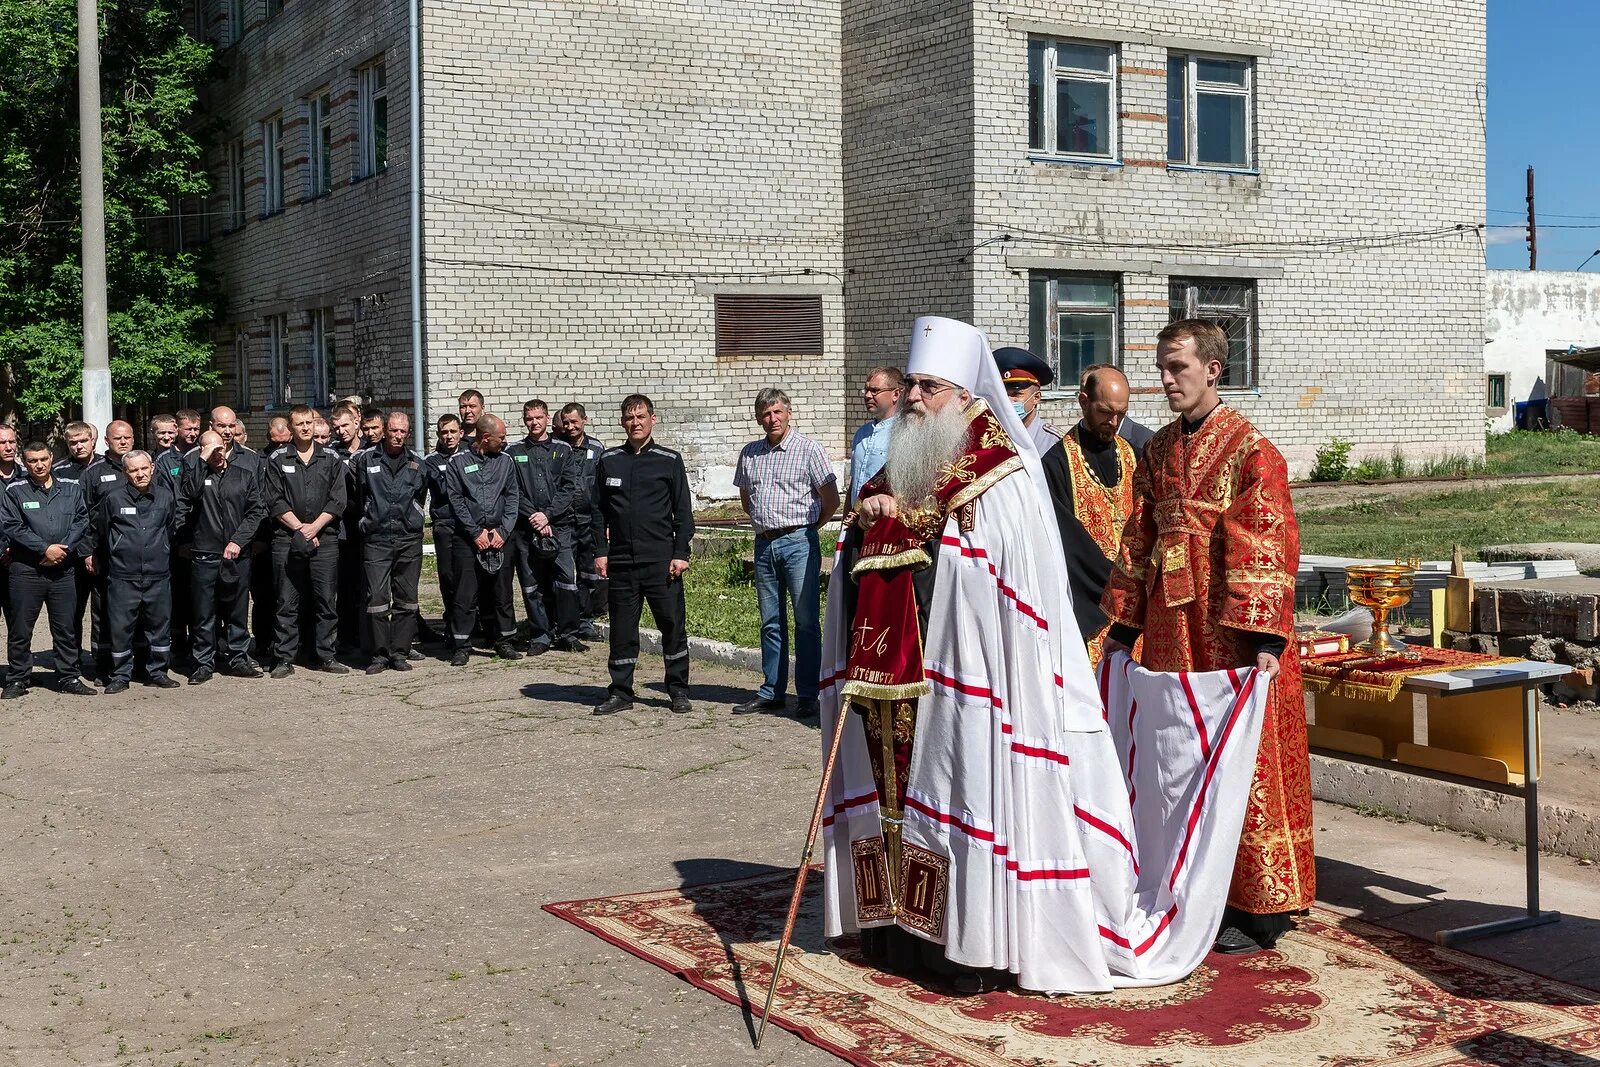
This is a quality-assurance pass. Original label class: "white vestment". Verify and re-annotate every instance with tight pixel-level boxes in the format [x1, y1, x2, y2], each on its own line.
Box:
[818, 318, 1269, 993]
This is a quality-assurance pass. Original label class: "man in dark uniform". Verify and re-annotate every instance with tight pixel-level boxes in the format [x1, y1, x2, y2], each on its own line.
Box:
[53, 420, 99, 679]
[80, 419, 136, 679]
[329, 403, 368, 653]
[1, 441, 95, 698]
[174, 431, 266, 684]
[443, 413, 520, 665]
[425, 414, 466, 651]
[264, 405, 349, 677]
[991, 346, 1065, 454]
[559, 402, 606, 639]
[353, 412, 428, 673]
[507, 399, 584, 655]
[174, 409, 202, 453]
[87, 450, 181, 692]
[0, 424, 18, 624]
[153, 413, 197, 667]
[457, 390, 484, 445]
[591, 394, 694, 716]
[360, 407, 386, 448]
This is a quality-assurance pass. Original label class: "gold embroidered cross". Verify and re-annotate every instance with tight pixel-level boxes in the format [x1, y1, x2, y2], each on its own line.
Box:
[937, 453, 978, 486]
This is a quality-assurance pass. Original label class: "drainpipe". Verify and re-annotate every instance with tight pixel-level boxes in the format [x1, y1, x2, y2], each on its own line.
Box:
[408, 0, 425, 426]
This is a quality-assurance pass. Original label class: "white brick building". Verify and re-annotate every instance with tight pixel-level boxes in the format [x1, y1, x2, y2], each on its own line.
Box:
[195, 0, 1487, 487]
[1484, 270, 1600, 433]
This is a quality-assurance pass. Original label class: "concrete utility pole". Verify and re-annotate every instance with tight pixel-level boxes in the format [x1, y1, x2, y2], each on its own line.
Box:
[78, 0, 112, 437]
[1525, 165, 1537, 272]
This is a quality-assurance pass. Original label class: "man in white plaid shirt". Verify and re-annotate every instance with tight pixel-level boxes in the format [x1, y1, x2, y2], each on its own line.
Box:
[733, 387, 839, 718]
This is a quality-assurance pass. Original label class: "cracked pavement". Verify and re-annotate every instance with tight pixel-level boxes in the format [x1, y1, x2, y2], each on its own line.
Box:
[1, 645, 1597, 1065]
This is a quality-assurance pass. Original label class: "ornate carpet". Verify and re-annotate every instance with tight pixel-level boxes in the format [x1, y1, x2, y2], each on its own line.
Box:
[545, 871, 1600, 1067]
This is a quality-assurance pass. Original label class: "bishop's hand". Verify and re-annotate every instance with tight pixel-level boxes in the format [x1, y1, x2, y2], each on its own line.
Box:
[855, 494, 898, 531]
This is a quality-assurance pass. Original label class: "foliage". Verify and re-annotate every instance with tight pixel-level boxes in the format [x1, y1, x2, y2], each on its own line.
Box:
[1308, 437, 1353, 483]
[1350, 457, 1388, 481]
[0, 0, 219, 421]
[1298, 481, 1600, 561]
[1484, 428, 1600, 476]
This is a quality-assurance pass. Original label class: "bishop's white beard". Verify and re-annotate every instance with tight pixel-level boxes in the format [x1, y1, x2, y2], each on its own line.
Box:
[885, 402, 969, 505]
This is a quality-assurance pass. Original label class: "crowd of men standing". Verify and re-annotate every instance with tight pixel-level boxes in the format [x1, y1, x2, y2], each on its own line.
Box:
[0, 391, 693, 709]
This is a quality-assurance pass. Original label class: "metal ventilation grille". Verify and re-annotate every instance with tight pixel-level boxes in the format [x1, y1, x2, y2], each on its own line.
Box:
[715, 295, 824, 358]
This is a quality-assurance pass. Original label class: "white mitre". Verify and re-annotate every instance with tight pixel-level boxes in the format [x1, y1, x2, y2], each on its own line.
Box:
[907, 316, 986, 392]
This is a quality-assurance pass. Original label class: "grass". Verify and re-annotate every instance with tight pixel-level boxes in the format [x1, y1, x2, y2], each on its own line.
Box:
[1299, 479, 1600, 560]
[643, 532, 834, 649]
[1484, 428, 1600, 476]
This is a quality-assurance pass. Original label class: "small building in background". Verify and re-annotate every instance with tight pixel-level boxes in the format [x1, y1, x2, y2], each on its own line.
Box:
[1484, 270, 1600, 434]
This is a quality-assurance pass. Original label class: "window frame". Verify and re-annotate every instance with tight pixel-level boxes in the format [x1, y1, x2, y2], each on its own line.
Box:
[227, 0, 245, 45]
[1168, 277, 1260, 390]
[1167, 51, 1256, 172]
[226, 138, 247, 231]
[1027, 37, 1120, 164]
[357, 58, 389, 179]
[308, 89, 334, 198]
[310, 307, 336, 405]
[260, 113, 285, 216]
[1028, 271, 1121, 390]
[233, 330, 251, 411]
[1486, 373, 1508, 415]
[266, 313, 290, 409]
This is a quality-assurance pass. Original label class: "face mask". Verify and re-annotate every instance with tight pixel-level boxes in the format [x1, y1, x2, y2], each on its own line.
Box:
[1011, 401, 1028, 419]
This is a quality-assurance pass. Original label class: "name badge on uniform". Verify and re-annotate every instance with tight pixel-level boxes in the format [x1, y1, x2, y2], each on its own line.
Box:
[169, 466, 180, 476]
[605, 477, 622, 487]
[101, 473, 118, 482]
[120, 506, 137, 515]
[465, 463, 480, 473]
[514, 455, 529, 463]
[281, 464, 296, 473]
[204, 477, 214, 486]
[22, 500, 39, 510]
[367, 465, 380, 474]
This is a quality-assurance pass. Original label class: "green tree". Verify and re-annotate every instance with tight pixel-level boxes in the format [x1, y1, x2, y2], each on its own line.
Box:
[0, 0, 219, 422]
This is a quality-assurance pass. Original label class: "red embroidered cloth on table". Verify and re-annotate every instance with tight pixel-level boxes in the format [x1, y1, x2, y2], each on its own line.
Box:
[1301, 646, 1522, 702]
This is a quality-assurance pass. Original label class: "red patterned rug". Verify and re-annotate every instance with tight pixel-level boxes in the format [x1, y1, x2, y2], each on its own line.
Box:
[545, 871, 1600, 1067]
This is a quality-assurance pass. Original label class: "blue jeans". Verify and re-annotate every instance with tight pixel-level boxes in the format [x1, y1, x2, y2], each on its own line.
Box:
[754, 527, 821, 702]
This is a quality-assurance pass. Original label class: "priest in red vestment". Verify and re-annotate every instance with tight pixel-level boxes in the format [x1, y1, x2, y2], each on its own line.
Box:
[1101, 318, 1315, 954]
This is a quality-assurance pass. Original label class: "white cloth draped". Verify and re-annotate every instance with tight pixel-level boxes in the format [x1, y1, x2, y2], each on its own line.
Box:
[817, 318, 1269, 993]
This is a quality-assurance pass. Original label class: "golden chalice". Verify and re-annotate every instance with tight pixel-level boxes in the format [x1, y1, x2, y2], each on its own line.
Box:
[1345, 559, 1420, 657]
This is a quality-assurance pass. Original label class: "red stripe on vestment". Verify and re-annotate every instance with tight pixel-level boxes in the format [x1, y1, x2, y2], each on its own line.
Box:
[821, 790, 879, 828]
[926, 668, 1002, 708]
[939, 536, 1049, 631]
[904, 794, 997, 843]
[1168, 669, 1258, 890]
[1180, 671, 1212, 762]
[1099, 904, 1178, 956]
[1075, 804, 1139, 876]
[908, 795, 1089, 882]
[1011, 741, 1070, 767]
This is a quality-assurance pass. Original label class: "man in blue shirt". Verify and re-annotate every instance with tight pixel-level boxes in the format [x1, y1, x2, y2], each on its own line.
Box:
[848, 367, 902, 507]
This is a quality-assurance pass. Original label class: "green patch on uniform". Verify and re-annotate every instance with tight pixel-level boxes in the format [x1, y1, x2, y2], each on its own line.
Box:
[22, 500, 40, 509]
[464, 463, 479, 473]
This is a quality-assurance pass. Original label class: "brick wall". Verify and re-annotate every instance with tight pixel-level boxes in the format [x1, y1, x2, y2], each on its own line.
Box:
[420, 0, 845, 495]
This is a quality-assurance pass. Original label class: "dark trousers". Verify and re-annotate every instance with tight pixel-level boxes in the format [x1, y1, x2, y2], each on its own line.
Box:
[273, 540, 339, 665]
[250, 542, 276, 661]
[107, 575, 172, 683]
[514, 527, 580, 646]
[446, 534, 516, 648]
[170, 548, 192, 666]
[7, 561, 81, 687]
[362, 538, 423, 660]
[574, 525, 608, 622]
[433, 528, 462, 642]
[191, 553, 253, 671]
[88, 563, 111, 677]
[606, 561, 689, 700]
[337, 536, 365, 651]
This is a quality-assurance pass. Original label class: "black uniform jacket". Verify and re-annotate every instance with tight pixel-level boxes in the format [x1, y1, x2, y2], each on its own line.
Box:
[51, 456, 91, 486]
[82, 451, 129, 509]
[594, 439, 694, 565]
[425, 445, 461, 531]
[263, 444, 348, 540]
[444, 449, 519, 540]
[505, 435, 579, 527]
[353, 447, 428, 543]
[93, 481, 177, 579]
[0, 477, 90, 567]
[175, 448, 267, 554]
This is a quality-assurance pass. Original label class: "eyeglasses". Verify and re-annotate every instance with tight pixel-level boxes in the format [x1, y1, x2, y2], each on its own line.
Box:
[903, 377, 953, 396]
[861, 385, 898, 397]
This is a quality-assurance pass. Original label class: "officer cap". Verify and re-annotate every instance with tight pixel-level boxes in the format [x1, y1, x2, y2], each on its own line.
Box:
[992, 346, 1055, 389]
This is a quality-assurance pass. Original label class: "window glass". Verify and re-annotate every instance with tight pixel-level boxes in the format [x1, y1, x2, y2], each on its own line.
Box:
[1059, 313, 1116, 384]
[1055, 41, 1111, 73]
[1195, 56, 1248, 86]
[1166, 56, 1186, 161]
[1195, 93, 1248, 167]
[1027, 40, 1047, 150]
[1057, 78, 1110, 156]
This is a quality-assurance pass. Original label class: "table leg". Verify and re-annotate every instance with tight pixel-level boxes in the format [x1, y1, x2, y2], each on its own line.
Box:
[1434, 683, 1560, 946]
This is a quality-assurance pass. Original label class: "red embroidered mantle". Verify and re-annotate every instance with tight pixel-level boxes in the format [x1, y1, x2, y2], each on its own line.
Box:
[841, 401, 1021, 703]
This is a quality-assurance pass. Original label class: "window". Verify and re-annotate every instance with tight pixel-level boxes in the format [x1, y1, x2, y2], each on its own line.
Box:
[358, 59, 388, 178]
[260, 113, 285, 215]
[1027, 38, 1117, 161]
[1168, 279, 1258, 389]
[713, 295, 824, 358]
[266, 0, 283, 15]
[1487, 374, 1508, 414]
[310, 307, 337, 404]
[227, 0, 245, 44]
[233, 331, 251, 410]
[226, 139, 246, 229]
[267, 313, 289, 408]
[1167, 53, 1255, 169]
[308, 90, 333, 197]
[1027, 273, 1119, 386]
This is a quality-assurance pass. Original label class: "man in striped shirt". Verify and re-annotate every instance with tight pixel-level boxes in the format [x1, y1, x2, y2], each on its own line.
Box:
[733, 387, 839, 718]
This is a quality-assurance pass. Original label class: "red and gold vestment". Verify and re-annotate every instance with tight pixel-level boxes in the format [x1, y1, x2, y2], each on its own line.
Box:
[1101, 405, 1314, 916]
